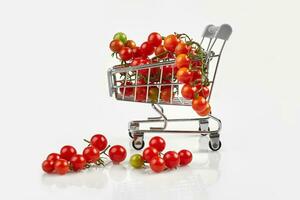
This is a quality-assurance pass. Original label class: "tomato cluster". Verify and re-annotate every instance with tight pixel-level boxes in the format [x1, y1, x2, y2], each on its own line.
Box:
[129, 136, 192, 173]
[41, 134, 127, 175]
[110, 32, 211, 116]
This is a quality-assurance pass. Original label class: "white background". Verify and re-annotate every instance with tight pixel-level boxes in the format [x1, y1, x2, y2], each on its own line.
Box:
[0, 0, 300, 199]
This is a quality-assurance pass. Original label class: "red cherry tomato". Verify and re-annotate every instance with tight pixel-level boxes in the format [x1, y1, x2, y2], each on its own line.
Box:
[191, 70, 202, 81]
[109, 145, 127, 164]
[46, 153, 60, 162]
[135, 86, 147, 102]
[155, 45, 168, 59]
[178, 149, 193, 166]
[196, 102, 211, 116]
[125, 40, 136, 49]
[83, 146, 100, 163]
[148, 32, 162, 47]
[200, 86, 210, 98]
[119, 47, 133, 61]
[90, 134, 108, 151]
[149, 136, 166, 152]
[54, 159, 69, 175]
[42, 160, 55, 173]
[176, 54, 191, 68]
[160, 87, 173, 103]
[120, 81, 134, 96]
[60, 145, 77, 161]
[164, 34, 179, 52]
[143, 147, 159, 163]
[163, 151, 180, 169]
[181, 84, 195, 100]
[176, 67, 193, 84]
[140, 42, 155, 56]
[175, 42, 189, 56]
[162, 66, 178, 80]
[192, 96, 207, 112]
[110, 39, 124, 53]
[150, 156, 166, 173]
[132, 47, 142, 58]
[70, 154, 87, 171]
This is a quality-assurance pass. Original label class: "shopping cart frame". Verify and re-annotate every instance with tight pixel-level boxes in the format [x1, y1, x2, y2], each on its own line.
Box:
[107, 24, 232, 151]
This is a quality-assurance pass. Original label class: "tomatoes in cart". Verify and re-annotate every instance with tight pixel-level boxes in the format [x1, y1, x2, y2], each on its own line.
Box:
[83, 146, 100, 163]
[200, 86, 210, 98]
[178, 150, 193, 166]
[196, 102, 211, 116]
[60, 145, 77, 161]
[155, 45, 168, 59]
[119, 47, 133, 61]
[132, 47, 142, 58]
[120, 81, 134, 96]
[150, 156, 166, 173]
[160, 87, 173, 102]
[181, 84, 195, 100]
[148, 86, 159, 103]
[163, 151, 180, 169]
[125, 40, 136, 49]
[140, 41, 155, 57]
[110, 39, 124, 53]
[176, 67, 193, 84]
[54, 159, 69, 175]
[176, 54, 191, 68]
[70, 154, 87, 171]
[149, 136, 166, 152]
[192, 96, 207, 112]
[143, 147, 159, 163]
[175, 42, 189, 56]
[109, 145, 127, 164]
[148, 32, 162, 47]
[113, 32, 127, 44]
[164, 34, 179, 52]
[191, 70, 202, 82]
[90, 134, 108, 151]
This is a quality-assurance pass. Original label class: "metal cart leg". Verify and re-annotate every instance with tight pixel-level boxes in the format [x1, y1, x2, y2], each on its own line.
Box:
[199, 118, 209, 136]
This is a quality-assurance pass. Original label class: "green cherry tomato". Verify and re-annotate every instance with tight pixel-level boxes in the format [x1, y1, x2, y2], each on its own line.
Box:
[148, 87, 159, 103]
[130, 154, 144, 169]
[113, 32, 127, 44]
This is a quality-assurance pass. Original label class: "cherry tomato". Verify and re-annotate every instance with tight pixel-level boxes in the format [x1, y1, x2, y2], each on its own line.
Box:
[162, 66, 178, 80]
[42, 160, 55, 173]
[70, 154, 87, 171]
[196, 102, 211, 116]
[200, 86, 209, 98]
[130, 154, 144, 169]
[178, 150, 192, 166]
[119, 47, 133, 61]
[90, 134, 108, 151]
[150, 156, 165, 173]
[181, 84, 195, 100]
[155, 45, 168, 59]
[120, 81, 134, 96]
[140, 41, 155, 56]
[46, 153, 60, 162]
[191, 70, 202, 82]
[160, 87, 173, 102]
[54, 159, 69, 175]
[83, 146, 100, 163]
[110, 39, 124, 53]
[176, 54, 191, 68]
[175, 42, 189, 56]
[132, 47, 142, 58]
[176, 67, 193, 84]
[148, 32, 162, 47]
[143, 147, 159, 163]
[109, 145, 127, 164]
[148, 86, 159, 103]
[131, 58, 150, 77]
[60, 145, 77, 161]
[135, 80, 147, 102]
[163, 151, 180, 169]
[164, 34, 179, 52]
[192, 96, 207, 112]
[113, 32, 127, 44]
[149, 136, 166, 152]
[125, 40, 136, 49]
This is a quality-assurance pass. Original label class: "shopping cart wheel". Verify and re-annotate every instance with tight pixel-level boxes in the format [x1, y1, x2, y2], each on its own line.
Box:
[132, 140, 145, 150]
[209, 140, 222, 151]
[128, 132, 133, 138]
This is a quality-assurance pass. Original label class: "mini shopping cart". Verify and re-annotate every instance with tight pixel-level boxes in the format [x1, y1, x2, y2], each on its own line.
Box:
[107, 24, 232, 151]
